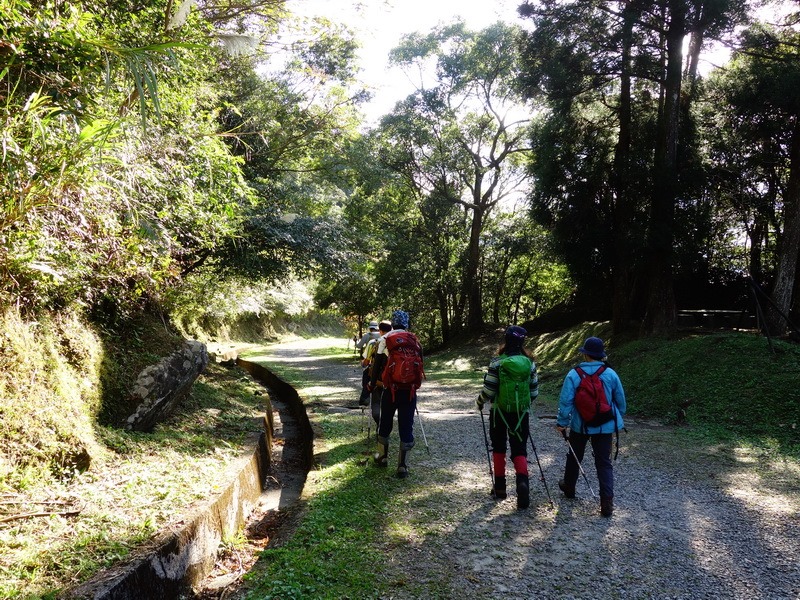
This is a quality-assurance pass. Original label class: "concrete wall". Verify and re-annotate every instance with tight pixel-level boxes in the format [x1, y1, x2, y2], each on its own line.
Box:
[63, 357, 313, 600]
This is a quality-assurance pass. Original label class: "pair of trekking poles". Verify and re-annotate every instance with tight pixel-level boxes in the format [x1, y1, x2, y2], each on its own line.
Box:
[479, 408, 596, 505]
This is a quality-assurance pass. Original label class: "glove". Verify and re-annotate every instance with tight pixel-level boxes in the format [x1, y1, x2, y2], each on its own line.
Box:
[476, 395, 485, 410]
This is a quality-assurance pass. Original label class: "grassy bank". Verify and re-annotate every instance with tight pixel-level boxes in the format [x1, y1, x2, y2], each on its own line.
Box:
[1, 350, 268, 598]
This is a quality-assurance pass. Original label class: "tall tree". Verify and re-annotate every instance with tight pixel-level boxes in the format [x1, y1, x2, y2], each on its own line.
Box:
[383, 21, 533, 330]
[715, 24, 800, 334]
[518, 0, 750, 336]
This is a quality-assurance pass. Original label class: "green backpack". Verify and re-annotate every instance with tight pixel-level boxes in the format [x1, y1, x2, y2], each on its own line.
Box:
[493, 353, 532, 436]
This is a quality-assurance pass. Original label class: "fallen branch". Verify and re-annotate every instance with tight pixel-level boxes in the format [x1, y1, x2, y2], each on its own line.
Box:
[0, 507, 82, 524]
[0, 500, 74, 506]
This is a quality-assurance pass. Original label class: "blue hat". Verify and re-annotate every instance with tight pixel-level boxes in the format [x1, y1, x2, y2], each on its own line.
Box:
[579, 337, 606, 359]
[504, 325, 527, 347]
[391, 310, 409, 329]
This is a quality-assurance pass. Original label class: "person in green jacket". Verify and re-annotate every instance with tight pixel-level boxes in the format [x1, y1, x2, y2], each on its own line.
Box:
[477, 325, 539, 509]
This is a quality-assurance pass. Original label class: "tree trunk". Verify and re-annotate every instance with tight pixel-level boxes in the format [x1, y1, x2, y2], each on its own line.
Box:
[643, 0, 683, 336]
[492, 248, 513, 324]
[437, 287, 451, 343]
[463, 206, 485, 329]
[766, 117, 800, 335]
[611, 1, 636, 337]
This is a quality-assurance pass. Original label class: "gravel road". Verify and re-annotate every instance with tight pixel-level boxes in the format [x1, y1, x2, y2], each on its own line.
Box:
[248, 336, 800, 600]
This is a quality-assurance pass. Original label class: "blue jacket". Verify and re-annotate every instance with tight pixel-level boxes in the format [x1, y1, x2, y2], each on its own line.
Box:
[557, 361, 626, 433]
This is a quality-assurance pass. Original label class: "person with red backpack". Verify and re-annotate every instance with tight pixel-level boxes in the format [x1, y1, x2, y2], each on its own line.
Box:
[368, 310, 424, 479]
[476, 325, 539, 509]
[555, 336, 626, 517]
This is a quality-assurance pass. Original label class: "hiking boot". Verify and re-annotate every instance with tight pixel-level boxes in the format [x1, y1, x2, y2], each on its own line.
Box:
[600, 495, 614, 517]
[491, 476, 507, 499]
[516, 474, 530, 510]
[558, 479, 575, 499]
[396, 450, 408, 479]
[373, 442, 388, 467]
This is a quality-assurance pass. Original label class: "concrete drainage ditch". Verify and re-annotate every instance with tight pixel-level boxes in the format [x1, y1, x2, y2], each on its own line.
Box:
[62, 357, 313, 600]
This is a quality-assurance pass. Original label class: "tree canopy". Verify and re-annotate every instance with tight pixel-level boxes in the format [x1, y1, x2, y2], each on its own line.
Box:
[2, 0, 800, 345]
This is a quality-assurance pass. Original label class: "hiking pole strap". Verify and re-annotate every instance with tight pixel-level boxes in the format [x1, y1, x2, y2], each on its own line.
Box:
[480, 408, 493, 479]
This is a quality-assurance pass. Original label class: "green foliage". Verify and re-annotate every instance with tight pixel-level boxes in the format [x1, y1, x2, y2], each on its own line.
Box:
[331, 21, 549, 338]
[167, 273, 317, 342]
[0, 0, 251, 315]
[615, 333, 800, 446]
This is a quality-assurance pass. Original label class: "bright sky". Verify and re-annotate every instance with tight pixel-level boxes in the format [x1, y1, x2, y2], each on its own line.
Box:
[284, 1, 793, 127]
[286, 0, 523, 124]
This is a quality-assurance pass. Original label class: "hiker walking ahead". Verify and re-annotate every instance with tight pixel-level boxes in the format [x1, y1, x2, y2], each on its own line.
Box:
[476, 325, 539, 509]
[555, 336, 626, 517]
[365, 320, 392, 426]
[356, 321, 381, 406]
[370, 310, 424, 479]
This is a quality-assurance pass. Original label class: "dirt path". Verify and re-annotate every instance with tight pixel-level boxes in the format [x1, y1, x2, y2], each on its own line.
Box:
[231, 336, 800, 600]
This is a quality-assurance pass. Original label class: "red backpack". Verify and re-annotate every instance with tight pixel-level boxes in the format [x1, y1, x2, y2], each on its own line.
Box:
[382, 330, 425, 399]
[574, 365, 615, 427]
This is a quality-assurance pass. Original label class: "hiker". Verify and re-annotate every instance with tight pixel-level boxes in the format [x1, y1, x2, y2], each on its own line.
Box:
[356, 321, 381, 406]
[369, 310, 424, 479]
[476, 325, 539, 509]
[356, 321, 380, 355]
[364, 320, 392, 426]
[555, 336, 626, 517]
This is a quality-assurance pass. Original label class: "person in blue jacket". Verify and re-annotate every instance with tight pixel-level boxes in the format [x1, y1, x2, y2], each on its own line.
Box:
[555, 336, 626, 517]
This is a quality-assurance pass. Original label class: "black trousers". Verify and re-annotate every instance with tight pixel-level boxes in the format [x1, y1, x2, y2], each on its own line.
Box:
[563, 431, 614, 498]
[489, 409, 529, 459]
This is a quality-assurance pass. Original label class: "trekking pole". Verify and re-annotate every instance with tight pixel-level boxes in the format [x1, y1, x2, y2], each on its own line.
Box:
[366, 395, 372, 446]
[560, 429, 597, 499]
[479, 407, 494, 484]
[528, 432, 554, 507]
[415, 405, 431, 455]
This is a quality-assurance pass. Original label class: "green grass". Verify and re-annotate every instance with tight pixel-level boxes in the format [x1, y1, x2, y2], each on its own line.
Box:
[613, 332, 800, 455]
[242, 412, 393, 599]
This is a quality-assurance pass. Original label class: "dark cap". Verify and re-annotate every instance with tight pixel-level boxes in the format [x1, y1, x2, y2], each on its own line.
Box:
[504, 325, 527, 348]
[579, 337, 606, 359]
